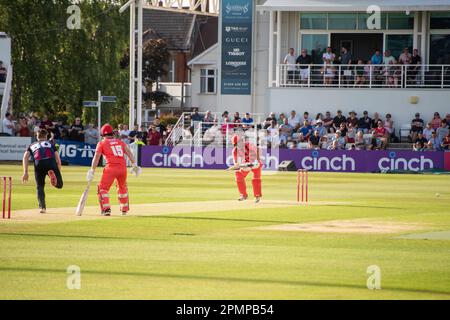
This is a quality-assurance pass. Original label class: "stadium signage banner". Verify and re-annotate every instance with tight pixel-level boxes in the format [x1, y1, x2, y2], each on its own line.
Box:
[140, 146, 445, 173]
[220, 0, 253, 95]
[0, 137, 32, 160]
[56, 140, 96, 166]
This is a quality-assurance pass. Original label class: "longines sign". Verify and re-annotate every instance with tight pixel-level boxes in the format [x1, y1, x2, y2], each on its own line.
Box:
[221, 0, 253, 95]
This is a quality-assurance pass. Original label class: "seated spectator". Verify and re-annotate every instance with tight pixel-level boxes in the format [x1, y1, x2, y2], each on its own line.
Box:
[441, 133, 450, 150]
[371, 49, 383, 65]
[371, 112, 382, 129]
[2, 112, 14, 136]
[191, 108, 203, 122]
[128, 125, 140, 140]
[384, 60, 400, 87]
[132, 133, 146, 146]
[323, 111, 334, 133]
[119, 124, 131, 144]
[354, 60, 366, 87]
[0, 61, 7, 82]
[40, 115, 55, 134]
[431, 112, 442, 130]
[322, 46, 336, 63]
[263, 112, 276, 129]
[338, 122, 348, 137]
[153, 118, 167, 138]
[398, 47, 412, 65]
[204, 110, 214, 123]
[288, 110, 300, 130]
[358, 111, 372, 133]
[311, 113, 323, 126]
[321, 59, 336, 86]
[410, 112, 424, 141]
[320, 136, 330, 149]
[277, 113, 286, 126]
[437, 120, 449, 144]
[384, 113, 395, 138]
[313, 120, 326, 137]
[302, 112, 312, 124]
[422, 123, 434, 141]
[242, 112, 254, 129]
[308, 130, 321, 149]
[346, 122, 356, 143]
[221, 116, 234, 135]
[383, 50, 397, 65]
[332, 110, 346, 132]
[427, 132, 442, 151]
[298, 120, 313, 140]
[233, 112, 241, 123]
[17, 118, 31, 137]
[354, 131, 367, 150]
[53, 120, 64, 139]
[279, 119, 293, 145]
[372, 120, 388, 150]
[84, 124, 99, 145]
[413, 132, 427, 151]
[147, 125, 162, 146]
[329, 130, 346, 150]
[347, 111, 358, 128]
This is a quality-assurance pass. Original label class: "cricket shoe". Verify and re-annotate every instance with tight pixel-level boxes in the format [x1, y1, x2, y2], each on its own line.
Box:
[238, 195, 248, 202]
[255, 197, 261, 203]
[48, 170, 57, 187]
[122, 211, 128, 216]
[40, 208, 46, 214]
[101, 209, 111, 216]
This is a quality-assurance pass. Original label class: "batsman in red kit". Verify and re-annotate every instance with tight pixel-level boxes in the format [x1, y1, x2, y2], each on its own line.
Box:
[87, 124, 142, 216]
[230, 134, 263, 203]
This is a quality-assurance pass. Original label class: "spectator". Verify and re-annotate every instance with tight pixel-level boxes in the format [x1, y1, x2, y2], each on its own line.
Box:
[53, 120, 64, 140]
[296, 49, 313, 84]
[339, 46, 353, 86]
[320, 135, 330, 149]
[354, 60, 366, 87]
[147, 125, 162, 146]
[84, 124, 99, 145]
[441, 133, 450, 150]
[372, 120, 388, 150]
[242, 112, 254, 130]
[221, 115, 234, 135]
[153, 118, 167, 139]
[0, 61, 7, 82]
[313, 120, 326, 137]
[302, 111, 312, 124]
[69, 117, 84, 142]
[323, 111, 334, 133]
[128, 124, 140, 140]
[308, 130, 321, 149]
[2, 112, 14, 136]
[132, 133, 146, 146]
[279, 118, 293, 145]
[445, 114, 450, 126]
[140, 125, 148, 145]
[288, 110, 300, 130]
[119, 124, 131, 144]
[354, 131, 367, 150]
[322, 47, 336, 63]
[384, 113, 395, 139]
[17, 118, 31, 137]
[330, 130, 346, 150]
[437, 120, 449, 143]
[371, 112, 382, 129]
[384, 60, 400, 87]
[383, 50, 397, 65]
[410, 112, 424, 141]
[332, 110, 346, 132]
[233, 112, 241, 123]
[413, 132, 427, 151]
[430, 112, 442, 130]
[371, 49, 383, 65]
[311, 113, 323, 126]
[204, 110, 214, 123]
[427, 132, 442, 151]
[40, 115, 55, 134]
[221, 111, 229, 122]
[277, 113, 286, 126]
[338, 122, 348, 137]
[283, 48, 297, 84]
[347, 111, 358, 128]
[346, 122, 356, 143]
[358, 111, 372, 133]
[422, 123, 434, 141]
[398, 47, 412, 64]
[322, 59, 336, 86]
[191, 108, 203, 122]
[298, 120, 313, 140]
[408, 49, 422, 84]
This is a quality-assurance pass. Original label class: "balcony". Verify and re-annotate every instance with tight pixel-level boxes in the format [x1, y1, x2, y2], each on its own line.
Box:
[277, 64, 450, 89]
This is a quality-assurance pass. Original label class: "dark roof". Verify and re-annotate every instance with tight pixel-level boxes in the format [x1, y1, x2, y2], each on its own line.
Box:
[143, 9, 218, 53]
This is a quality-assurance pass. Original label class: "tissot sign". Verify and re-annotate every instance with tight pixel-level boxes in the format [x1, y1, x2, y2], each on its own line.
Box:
[221, 0, 253, 95]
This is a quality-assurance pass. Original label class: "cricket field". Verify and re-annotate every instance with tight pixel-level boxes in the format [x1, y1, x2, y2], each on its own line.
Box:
[0, 164, 449, 299]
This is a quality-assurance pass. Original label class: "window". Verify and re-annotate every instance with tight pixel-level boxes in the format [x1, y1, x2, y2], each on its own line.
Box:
[328, 13, 357, 30]
[387, 12, 413, 30]
[386, 35, 413, 59]
[430, 12, 450, 29]
[168, 59, 175, 82]
[430, 35, 450, 64]
[300, 13, 327, 30]
[301, 34, 328, 64]
[200, 69, 216, 94]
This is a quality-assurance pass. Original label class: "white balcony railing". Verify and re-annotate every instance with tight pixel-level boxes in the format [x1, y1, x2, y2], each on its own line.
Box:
[277, 64, 450, 89]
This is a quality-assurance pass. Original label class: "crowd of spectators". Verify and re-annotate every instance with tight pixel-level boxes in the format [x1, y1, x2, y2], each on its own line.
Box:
[191, 109, 450, 151]
[283, 46, 424, 88]
[1, 112, 172, 147]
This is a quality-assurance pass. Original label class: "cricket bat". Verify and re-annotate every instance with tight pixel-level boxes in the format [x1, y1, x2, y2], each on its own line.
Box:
[226, 163, 254, 171]
[75, 180, 92, 216]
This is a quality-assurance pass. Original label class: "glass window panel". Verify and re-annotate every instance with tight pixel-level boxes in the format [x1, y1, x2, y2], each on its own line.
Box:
[200, 69, 206, 76]
[208, 69, 215, 76]
[388, 12, 413, 29]
[430, 35, 450, 64]
[358, 12, 387, 30]
[386, 35, 413, 59]
[207, 78, 215, 93]
[300, 13, 327, 30]
[328, 13, 357, 30]
[200, 77, 206, 93]
[301, 34, 328, 64]
[430, 12, 450, 29]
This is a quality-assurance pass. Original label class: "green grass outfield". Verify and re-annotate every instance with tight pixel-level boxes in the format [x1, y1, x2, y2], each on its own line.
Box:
[0, 164, 450, 300]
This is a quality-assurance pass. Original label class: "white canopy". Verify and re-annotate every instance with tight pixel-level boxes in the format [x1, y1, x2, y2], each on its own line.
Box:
[257, 0, 450, 12]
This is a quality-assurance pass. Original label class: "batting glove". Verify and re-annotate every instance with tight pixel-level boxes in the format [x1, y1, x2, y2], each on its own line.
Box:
[86, 169, 95, 182]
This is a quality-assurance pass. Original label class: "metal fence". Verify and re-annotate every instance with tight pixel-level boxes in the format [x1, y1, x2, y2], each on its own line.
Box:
[278, 64, 450, 89]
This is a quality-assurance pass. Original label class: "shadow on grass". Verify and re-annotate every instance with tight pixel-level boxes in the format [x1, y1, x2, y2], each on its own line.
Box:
[0, 233, 164, 242]
[137, 215, 295, 224]
[1, 266, 449, 297]
[322, 204, 405, 210]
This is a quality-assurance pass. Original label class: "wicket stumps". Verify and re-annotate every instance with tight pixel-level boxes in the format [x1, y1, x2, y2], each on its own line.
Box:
[1, 177, 12, 219]
[297, 169, 308, 204]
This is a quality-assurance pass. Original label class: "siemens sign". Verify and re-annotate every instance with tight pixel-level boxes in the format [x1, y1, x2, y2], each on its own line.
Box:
[221, 0, 253, 95]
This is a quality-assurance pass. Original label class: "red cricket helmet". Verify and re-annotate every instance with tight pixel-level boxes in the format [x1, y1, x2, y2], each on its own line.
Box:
[101, 124, 114, 136]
